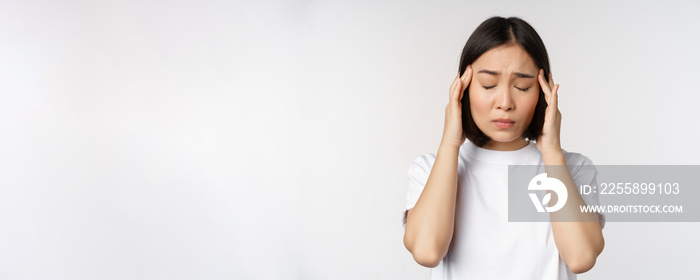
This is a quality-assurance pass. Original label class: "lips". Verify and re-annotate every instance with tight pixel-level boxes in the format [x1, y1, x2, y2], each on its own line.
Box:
[492, 118, 515, 128]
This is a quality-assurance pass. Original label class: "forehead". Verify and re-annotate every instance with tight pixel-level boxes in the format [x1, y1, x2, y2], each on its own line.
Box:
[472, 44, 537, 72]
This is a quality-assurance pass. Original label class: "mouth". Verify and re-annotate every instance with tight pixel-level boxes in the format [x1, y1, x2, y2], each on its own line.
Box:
[492, 118, 515, 129]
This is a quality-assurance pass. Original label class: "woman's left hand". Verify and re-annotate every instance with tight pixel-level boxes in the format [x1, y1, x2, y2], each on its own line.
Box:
[536, 69, 562, 155]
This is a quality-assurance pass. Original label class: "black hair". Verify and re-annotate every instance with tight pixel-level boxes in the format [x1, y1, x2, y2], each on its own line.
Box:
[458, 16, 550, 147]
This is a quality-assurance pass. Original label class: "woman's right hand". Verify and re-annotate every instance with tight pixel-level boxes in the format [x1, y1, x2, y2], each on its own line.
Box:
[441, 65, 472, 148]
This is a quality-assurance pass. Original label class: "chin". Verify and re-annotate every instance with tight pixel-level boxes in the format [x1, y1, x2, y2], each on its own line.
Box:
[485, 132, 524, 143]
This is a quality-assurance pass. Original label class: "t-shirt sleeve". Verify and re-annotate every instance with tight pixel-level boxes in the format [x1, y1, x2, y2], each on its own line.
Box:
[569, 155, 607, 230]
[402, 154, 436, 230]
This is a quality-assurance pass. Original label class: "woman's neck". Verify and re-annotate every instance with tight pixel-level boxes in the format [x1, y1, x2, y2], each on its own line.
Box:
[482, 138, 529, 151]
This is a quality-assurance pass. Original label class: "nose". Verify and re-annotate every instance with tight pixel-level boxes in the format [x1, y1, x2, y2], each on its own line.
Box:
[496, 89, 514, 111]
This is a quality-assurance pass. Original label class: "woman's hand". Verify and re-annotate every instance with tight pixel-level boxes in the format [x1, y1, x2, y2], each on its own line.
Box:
[536, 69, 562, 154]
[441, 65, 472, 148]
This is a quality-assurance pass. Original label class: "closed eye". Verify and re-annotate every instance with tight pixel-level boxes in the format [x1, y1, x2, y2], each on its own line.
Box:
[483, 85, 496, 90]
[515, 86, 530, 92]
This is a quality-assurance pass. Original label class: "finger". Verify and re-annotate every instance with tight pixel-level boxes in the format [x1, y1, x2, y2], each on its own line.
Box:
[551, 84, 559, 109]
[548, 72, 554, 89]
[450, 73, 460, 93]
[538, 69, 549, 91]
[450, 75, 461, 103]
[460, 64, 469, 79]
[459, 65, 472, 100]
[538, 69, 551, 102]
[460, 64, 471, 83]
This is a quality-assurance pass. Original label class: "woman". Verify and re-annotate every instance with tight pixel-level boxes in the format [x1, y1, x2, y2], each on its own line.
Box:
[401, 16, 606, 279]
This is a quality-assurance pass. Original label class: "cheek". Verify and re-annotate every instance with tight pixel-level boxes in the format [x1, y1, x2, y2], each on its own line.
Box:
[519, 92, 540, 121]
[525, 93, 539, 110]
[468, 87, 490, 119]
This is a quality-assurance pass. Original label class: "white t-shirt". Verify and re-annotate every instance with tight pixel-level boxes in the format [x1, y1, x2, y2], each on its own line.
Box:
[402, 140, 606, 280]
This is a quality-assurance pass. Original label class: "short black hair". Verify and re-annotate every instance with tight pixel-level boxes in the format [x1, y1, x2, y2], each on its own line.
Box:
[458, 16, 550, 147]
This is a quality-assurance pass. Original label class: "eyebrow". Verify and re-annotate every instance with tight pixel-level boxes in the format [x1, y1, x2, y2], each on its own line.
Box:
[477, 69, 535, 79]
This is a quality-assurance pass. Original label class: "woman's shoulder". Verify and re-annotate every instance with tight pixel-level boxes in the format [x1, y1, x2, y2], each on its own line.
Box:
[561, 148, 596, 166]
[408, 152, 437, 171]
[560, 148, 598, 178]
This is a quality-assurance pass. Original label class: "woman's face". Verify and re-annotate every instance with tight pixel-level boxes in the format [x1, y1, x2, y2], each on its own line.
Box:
[468, 44, 541, 149]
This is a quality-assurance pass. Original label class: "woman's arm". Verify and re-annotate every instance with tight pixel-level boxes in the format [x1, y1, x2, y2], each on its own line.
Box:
[535, 69, 604, 273]
[403, 70, 472, 268]
[403, 142, 460, 268]
[542, 150, 605, 274]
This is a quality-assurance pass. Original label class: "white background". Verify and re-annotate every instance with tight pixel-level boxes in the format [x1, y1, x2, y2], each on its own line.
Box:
[1, 0, 699, 279]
